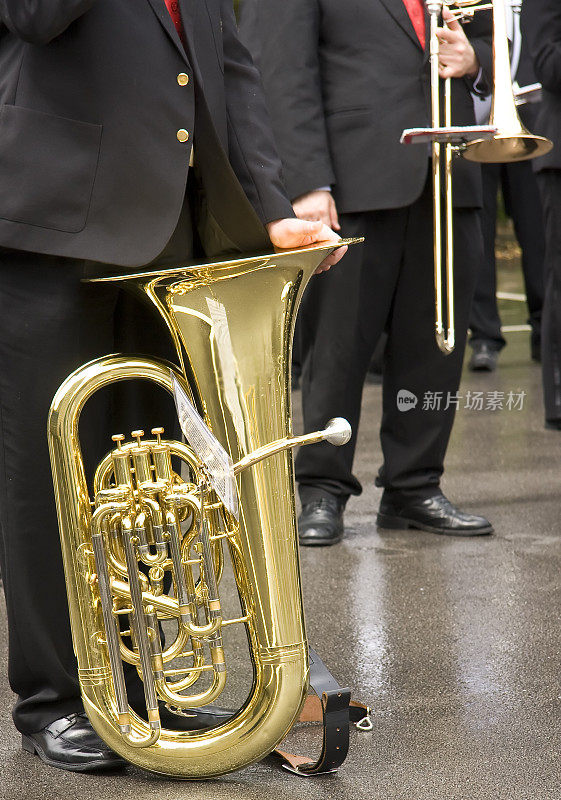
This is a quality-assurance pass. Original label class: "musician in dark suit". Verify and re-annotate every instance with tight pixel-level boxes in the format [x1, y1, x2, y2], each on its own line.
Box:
[0, 0, 344, 771]
[522, 0, 561, 429]
[469, 2, 545, 371]
[240, 0, 494, 544]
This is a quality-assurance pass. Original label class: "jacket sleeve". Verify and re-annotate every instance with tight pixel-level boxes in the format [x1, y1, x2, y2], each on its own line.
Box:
[465, 9, 493, 97]
[220, 0, 294, 224]
[238, 0, 335, 202]
[522, 0, 561, 93]
[0, 1, 97, 44]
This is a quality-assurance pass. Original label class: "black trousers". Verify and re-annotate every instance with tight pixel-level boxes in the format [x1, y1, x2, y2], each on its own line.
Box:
[537, 170, 561, 425]
[295, 177, 481, 505]
[469, 161, 545, 350]
[0, 207, 193, 734]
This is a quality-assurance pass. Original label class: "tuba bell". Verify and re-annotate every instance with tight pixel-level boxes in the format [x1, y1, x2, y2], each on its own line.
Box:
[47, 240, 357, 778]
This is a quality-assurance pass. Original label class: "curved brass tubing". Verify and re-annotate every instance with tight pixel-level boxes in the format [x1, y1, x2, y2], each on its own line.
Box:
[49, 356, 308, 777]
[155, 667, 227, 710]
[135, 499, 168, 567]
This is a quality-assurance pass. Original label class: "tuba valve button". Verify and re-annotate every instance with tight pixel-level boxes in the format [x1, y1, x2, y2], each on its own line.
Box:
[131, 430, 145, 447]
[151, 427, 164, 445]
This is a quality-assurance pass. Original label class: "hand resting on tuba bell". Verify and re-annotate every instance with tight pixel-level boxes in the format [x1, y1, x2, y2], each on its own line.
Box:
[266, 217, 348, 274]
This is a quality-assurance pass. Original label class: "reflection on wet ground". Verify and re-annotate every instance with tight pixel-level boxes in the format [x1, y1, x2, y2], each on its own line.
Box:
[1, 233, 559, 799]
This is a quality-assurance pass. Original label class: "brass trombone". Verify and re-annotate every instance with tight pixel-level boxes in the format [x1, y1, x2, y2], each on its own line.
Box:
[402, 0, 552, 354]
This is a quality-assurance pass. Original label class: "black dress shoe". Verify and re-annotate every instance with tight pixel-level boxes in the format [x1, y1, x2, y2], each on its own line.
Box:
[377, 493, 493, 536]
[21, 712, 125, 772]
[152, 703, 233, 731]
[468, 342, 499, 372]
[298, 495, 344, 546]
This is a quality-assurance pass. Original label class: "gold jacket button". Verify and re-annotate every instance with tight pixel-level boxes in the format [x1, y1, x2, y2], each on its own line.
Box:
[177, 73, 189, 86]
[177, 129, 190, 143]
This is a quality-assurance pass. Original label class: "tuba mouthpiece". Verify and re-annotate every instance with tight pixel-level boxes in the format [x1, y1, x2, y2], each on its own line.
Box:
[323, 418, 352, 447]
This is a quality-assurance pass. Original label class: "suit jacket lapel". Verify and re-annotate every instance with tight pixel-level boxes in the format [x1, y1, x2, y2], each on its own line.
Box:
[178, 0, 197, 55]
[178, 0, 207, 88]
[423, 5, 431, 64]
[178, 0, 195, 32]
[378, 0, 425, 52]
[145, 0, 189, 62]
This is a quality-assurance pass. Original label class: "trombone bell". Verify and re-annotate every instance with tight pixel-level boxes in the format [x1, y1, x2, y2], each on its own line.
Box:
[461, 132, 553, 163]
[461, 0, 552, 163]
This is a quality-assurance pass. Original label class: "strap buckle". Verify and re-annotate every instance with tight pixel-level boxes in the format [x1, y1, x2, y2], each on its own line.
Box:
[355, 708, 373, 732]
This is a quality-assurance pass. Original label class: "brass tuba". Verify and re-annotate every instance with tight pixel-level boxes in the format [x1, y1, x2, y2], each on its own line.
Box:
[47, 241, 356, 778]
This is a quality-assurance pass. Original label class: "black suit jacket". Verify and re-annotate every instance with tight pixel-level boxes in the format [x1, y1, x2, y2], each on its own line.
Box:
[514, 15, 542, 132]
[0, 0, 293, 265]
[239, 0, 492, 211]
[522, 0, 561, 171]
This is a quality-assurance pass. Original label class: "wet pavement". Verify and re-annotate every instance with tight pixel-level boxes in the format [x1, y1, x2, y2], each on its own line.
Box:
[1, 245, 560, 800]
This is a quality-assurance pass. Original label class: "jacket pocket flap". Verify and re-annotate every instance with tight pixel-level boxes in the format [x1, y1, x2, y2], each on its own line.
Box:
[0, 104, 102, 233]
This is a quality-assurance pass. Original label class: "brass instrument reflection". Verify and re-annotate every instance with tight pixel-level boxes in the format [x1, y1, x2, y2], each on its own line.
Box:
[48, 241, 358, 778]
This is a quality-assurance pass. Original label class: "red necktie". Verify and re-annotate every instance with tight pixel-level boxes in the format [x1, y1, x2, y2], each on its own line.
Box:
[402, 0, 426, 49]
[164, 0, 185, 44]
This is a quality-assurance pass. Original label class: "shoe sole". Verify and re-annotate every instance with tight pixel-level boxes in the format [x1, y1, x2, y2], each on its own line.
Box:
[469, 362, 496, 372]
[158, 706, 233, 730]
[22, 734, 126, 772]
[376, 513, 494, 537]
[299, 534, 343, 547]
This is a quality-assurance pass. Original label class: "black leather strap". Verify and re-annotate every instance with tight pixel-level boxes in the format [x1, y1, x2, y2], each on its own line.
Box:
[274, 647, 371, 776]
